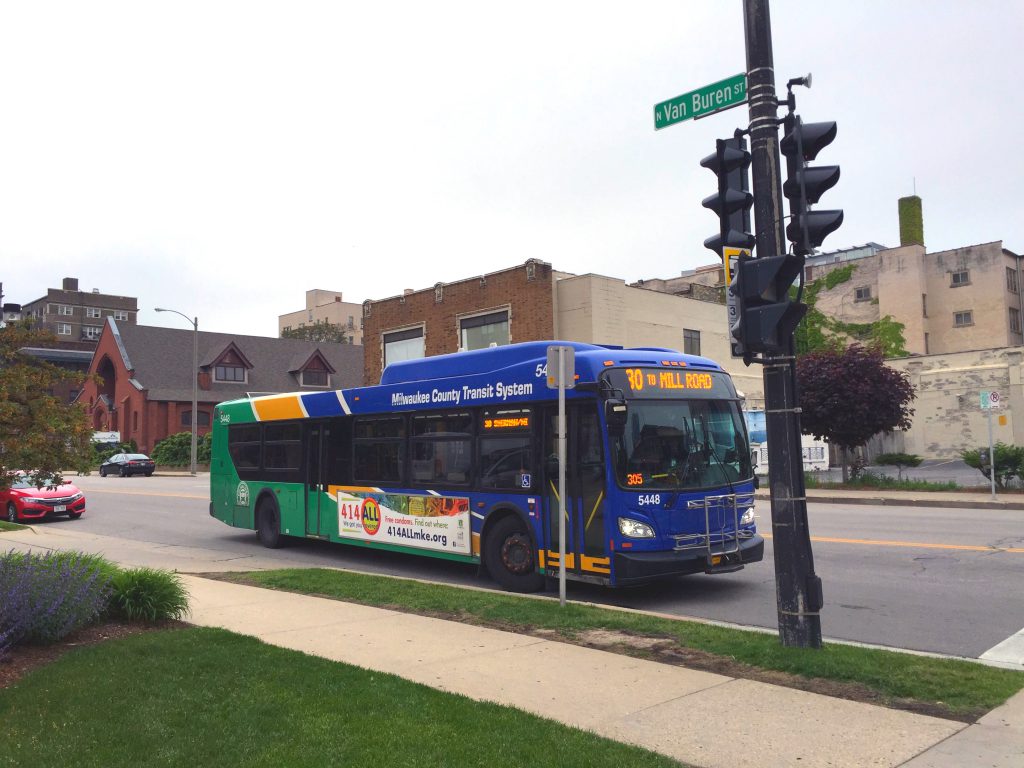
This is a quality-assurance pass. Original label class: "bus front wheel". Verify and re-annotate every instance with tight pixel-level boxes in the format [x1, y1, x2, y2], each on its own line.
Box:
[256, 501, 285, 549]
[485, 515, 544, 593]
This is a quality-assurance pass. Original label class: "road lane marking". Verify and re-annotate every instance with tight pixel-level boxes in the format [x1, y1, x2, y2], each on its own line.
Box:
[85, 488, 208, 500]
[981, 626, 1024, 668]
[760, 533, 1024, 553]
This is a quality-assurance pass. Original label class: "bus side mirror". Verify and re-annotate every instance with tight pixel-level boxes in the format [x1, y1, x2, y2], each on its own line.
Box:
[605, 398, 627, 437]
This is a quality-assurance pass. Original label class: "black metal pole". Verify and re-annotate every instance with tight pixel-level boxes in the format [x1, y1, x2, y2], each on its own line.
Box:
[743, 0, 823, 648]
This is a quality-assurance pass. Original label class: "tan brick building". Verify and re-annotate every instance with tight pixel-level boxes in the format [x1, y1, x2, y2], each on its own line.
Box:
[279, 289, 364, 345]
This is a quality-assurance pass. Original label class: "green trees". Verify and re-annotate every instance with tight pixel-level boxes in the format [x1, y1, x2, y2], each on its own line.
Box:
[874, 452, 923, 481]
[150, 431, 212, 466]
[961, 443, 1024, 490]
[281, 321, 350, 344]
[0, 322, 94, 490]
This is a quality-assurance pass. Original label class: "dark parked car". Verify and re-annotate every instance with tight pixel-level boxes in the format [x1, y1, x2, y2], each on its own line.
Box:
[100, 453, 156, 477]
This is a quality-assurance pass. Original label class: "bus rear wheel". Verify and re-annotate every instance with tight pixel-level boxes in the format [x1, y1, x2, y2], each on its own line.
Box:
[485, 515, 544, 593]
[256, 501, 285, 549]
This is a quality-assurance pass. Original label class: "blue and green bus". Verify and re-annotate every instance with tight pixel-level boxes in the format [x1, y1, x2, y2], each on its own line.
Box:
[209, 341, 763, 591]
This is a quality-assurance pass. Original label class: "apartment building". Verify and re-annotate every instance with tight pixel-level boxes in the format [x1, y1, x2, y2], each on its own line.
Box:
[279, 289, 363, 345]
[806, 198, 1023, 355]
[21, 277, 138, 343]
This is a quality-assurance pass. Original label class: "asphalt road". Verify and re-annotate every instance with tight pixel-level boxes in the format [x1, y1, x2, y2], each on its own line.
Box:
[46, 473, 1024, 660]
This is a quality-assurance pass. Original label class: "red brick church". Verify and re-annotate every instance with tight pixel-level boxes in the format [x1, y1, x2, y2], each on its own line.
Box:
[79, 319, 363, 453]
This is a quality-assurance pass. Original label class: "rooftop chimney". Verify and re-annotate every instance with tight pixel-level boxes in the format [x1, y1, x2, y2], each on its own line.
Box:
[898, 196, 924, 246]
[62, 277, 79, 291]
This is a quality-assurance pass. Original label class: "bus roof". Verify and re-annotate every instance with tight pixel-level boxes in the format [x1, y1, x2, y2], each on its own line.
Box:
[216, 341, 726, 424]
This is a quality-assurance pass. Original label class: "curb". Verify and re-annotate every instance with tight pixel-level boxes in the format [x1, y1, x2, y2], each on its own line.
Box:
[754, 491, 1024, 511]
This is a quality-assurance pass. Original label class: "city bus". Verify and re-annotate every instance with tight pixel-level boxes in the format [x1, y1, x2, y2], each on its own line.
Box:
[209, 341, 763, 591]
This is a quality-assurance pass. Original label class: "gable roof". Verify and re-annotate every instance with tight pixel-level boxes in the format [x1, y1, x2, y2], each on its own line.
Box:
[110, 321, 364, 404]
[200, 340, 254, 369]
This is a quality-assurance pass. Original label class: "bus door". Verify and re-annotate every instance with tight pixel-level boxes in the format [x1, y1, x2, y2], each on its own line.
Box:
[305, 424, 328, 537]
[542, 405, 609, 579]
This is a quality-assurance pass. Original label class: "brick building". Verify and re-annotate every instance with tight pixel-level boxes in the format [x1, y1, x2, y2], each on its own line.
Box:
[21, 277, 138, 343]
[359, 259, 766, 406]
[79, 319, 364, 453]
[362, 259, 554, 385]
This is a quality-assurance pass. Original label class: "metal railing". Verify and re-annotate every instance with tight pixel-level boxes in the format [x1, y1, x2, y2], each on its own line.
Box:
[679, 492, 755, 563]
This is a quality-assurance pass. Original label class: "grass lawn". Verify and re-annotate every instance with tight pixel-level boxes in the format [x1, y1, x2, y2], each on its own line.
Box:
[226, 568, 1024, 720]
[0, 521, 26, 532]
[0, 627, 684, 768]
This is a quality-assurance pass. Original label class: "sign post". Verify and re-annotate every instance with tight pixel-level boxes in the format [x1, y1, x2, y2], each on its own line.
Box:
[981, 390, 1001, 500]
[546, 345, 575, 607]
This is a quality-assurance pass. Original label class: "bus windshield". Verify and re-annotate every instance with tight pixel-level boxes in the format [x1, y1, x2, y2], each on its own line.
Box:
[612, 399, 751, 490]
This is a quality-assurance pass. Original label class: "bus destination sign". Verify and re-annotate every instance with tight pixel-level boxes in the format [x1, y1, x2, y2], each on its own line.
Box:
[625, 368, 714, 393]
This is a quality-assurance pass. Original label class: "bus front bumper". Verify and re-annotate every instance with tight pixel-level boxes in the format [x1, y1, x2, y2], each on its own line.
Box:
[613, 534, 764, 586]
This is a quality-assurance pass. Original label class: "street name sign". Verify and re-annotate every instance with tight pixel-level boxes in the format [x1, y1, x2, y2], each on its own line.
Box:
[654, 73, 747, 130]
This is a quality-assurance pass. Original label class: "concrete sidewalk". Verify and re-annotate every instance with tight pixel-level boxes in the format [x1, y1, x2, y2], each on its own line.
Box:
[3, 524, 1022, 766]
[180, 574, 1021, 768]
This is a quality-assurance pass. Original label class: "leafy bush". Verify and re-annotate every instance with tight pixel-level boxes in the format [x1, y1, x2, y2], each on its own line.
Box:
[150, 431, 211, 466]
[94, 440, 139, 465]
[0, 551, 114, 657]
[108, 567, 190, 622]
[874, 452, 923, 481]
[961, 443, 1024, 489]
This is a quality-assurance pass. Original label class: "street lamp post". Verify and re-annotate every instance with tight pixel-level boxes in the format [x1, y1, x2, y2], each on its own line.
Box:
[155, 307, 199, 476]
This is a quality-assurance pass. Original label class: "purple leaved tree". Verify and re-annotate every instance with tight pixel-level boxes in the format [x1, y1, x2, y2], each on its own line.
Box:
[796, 344, 916, 482]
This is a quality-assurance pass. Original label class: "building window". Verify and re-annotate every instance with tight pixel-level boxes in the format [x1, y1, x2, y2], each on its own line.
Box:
[954, 310, 973, 327]
[1008, 267, 1020, 294]
[854, 286, 871, 302]
[460, 310, 509, 351]
[383, 327, 425, 367]
[83, 325, 103, 340]
[1011, 308, 1022, 334]
[282, 325, 292, 333]
[683, 329, 701, 356]
[922, 294, 927, 317]
[951, 270, 970, 287]
[924, 333, 929, 354]
[301, 369, 329, 387]
[180, 410, 212, 427]
[86, 307, 101, 318]
[57, 304, 73, 316]
[804, 266, 814, 282]
[215, 364, 247, 382]
[114, 310, 129, 321]
[57, 323, 71, 335]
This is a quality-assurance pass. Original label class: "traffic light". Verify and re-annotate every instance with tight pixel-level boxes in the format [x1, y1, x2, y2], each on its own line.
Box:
[734, 254, 807, 355]
[781, 116, 843, 256]
[701, 137, 755, 258]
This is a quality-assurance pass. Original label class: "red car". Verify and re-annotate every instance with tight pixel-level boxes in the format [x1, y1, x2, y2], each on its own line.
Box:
[2, 473, 86, 523]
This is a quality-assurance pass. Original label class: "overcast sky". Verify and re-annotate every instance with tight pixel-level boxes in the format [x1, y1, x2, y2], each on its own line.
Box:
[2, 1, 1021, 338]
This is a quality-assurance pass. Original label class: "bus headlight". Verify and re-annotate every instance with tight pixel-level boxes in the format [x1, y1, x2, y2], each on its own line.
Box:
[618, 517, 655, 538]
[740, 507, 755, 526]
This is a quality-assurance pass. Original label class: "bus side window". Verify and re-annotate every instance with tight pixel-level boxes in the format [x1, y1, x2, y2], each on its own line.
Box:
[353, 417, 405, 484]
[324, 417, 351, 486]
[228, 424, 261, 478]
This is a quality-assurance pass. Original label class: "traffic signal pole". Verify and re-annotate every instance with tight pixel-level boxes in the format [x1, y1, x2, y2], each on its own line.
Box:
[743, 0, 823, 648]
